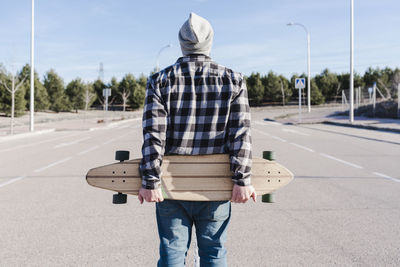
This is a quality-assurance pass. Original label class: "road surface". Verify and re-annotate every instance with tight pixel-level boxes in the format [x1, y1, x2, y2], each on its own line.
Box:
[0, 111, 399, 266]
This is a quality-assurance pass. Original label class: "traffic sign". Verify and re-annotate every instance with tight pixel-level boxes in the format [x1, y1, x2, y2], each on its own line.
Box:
[103, 88, 111, 97]
[295, 78, 306, 89]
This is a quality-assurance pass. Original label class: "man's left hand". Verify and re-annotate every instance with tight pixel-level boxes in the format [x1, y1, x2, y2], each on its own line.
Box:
[138, 188, 164, 204]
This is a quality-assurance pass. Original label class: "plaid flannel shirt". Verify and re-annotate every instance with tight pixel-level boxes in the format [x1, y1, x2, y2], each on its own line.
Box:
[140, 54, 252, 189]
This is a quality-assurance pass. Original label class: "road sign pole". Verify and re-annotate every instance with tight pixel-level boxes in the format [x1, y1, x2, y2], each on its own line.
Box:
[373, 82, 376, 117]
[299, 87, 302, 123]
[103, 88, 111, 112]
[295, 78, 305, 123]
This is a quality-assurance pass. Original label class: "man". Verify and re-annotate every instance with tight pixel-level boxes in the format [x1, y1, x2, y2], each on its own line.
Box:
[139, 12, 255, 267]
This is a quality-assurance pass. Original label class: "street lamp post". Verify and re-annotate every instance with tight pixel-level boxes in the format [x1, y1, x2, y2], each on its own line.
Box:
[349, 0, 355, 123]
[156, 44, 172, 72]
[30, 0, 35, 132]
[287, 22, 311, 113]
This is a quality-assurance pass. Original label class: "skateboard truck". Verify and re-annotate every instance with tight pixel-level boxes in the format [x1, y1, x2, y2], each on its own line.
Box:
[262, 151, 275, 203]
[113, 192, 127, 204]
[112, 150, 130, 204]
[115, 150, 130, 162]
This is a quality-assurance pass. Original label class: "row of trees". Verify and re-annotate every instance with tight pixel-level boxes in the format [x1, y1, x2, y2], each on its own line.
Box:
[0, 64, 147, 116]
[246, 67, 400, 106]
[1, 64, 399, 117]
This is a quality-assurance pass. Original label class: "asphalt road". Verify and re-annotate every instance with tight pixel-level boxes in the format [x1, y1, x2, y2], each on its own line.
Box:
[0, 111, 399, 266]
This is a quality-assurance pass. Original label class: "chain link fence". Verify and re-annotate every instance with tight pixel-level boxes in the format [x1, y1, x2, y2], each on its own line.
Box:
[340, 84, 400, 118]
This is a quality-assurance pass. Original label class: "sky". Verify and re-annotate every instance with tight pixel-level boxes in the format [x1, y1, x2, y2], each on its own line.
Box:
[0, 0, 399, 84]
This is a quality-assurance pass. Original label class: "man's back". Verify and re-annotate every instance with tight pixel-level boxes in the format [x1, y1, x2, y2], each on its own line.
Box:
[141, 54, 252, 189]
[147, 54, 245, 154]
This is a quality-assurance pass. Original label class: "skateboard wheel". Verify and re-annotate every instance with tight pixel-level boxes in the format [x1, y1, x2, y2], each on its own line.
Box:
[115, 150, 130, 162]
[113, 192, 127, 204]
[263, 151, 275, 161]
[262, 193, 275, 203]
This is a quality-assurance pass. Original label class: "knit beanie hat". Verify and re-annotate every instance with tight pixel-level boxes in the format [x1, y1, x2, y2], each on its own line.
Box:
[178, 12, 214, 56]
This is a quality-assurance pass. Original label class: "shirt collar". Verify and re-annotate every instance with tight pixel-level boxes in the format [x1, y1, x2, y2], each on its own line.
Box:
[176, 54, 212, 63]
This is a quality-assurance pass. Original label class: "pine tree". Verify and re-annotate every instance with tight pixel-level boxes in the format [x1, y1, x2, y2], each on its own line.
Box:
[246, 73, 264, 105]
[131, 74, 147, 109]
[44, 69, 70, 112]
[66, 78, 86, 112]
[92, 79, 107, 107]
[262, 71, 282, 103]
[19, 64, 50, 111]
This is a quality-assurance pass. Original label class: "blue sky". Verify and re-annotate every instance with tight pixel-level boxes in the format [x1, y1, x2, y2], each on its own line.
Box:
[1, 0, 399, 83]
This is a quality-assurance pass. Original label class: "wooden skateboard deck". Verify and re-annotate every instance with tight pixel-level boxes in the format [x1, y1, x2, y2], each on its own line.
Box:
[86, 153, 294, 202]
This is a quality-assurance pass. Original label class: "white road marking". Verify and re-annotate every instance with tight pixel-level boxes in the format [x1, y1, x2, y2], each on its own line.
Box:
[102, 131, 135, 145]
[254, 120, 282, 126]
[320, 153, 363, 169]
[253, 128, 287, 142]
[34, 157, 72, 173]
[103, 138, 116, 145]
[78, 145, 100, 155]
[0, 176, 26, 188]
[290, 142, 315, 152]
[118, 125, 131, 129]
[252, 128, 271, 136]
[282, 128, 310, 136]
[0, 133, 80, 153]
[54, 137, 90, 149]
[270, 135, 287, 142]
[373, 172, 399, 183]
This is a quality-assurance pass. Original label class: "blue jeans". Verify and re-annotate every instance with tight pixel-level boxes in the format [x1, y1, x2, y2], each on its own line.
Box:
[156, 200, 231, 267]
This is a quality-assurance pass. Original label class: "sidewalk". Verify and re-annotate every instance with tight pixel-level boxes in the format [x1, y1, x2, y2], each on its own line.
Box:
[0, 110, 143, 139]
[252, 105, 400, 133]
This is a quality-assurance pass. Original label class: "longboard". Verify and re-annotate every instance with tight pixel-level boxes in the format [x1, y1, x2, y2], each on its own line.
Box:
[86, 151, 294, 203]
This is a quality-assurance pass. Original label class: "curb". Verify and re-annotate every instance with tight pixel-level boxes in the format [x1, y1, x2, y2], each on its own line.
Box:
[322, 121, 400, 134]
[0, 128, 56, 143]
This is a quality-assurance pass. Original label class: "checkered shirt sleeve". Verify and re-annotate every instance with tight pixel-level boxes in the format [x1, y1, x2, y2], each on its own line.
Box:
[139, 55, 252, 189]
[139, 79, 167, 189]
[228, 79, 252, 186]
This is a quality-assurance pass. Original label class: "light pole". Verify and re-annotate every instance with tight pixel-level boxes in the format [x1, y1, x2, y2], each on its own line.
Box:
[287, 22, 311, 113]
[156, 44, 172, 72]
[349, 0, 354, 123]
[30, 0, 35, 131]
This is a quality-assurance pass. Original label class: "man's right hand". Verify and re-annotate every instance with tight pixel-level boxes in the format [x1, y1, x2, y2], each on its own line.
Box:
[231, 184, 257, 203]
[138, 188, 164, 204]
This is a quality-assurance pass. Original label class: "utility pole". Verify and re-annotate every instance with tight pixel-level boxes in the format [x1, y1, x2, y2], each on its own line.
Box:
[30, 0, 35, 131]
[349, 0, 354, 123]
